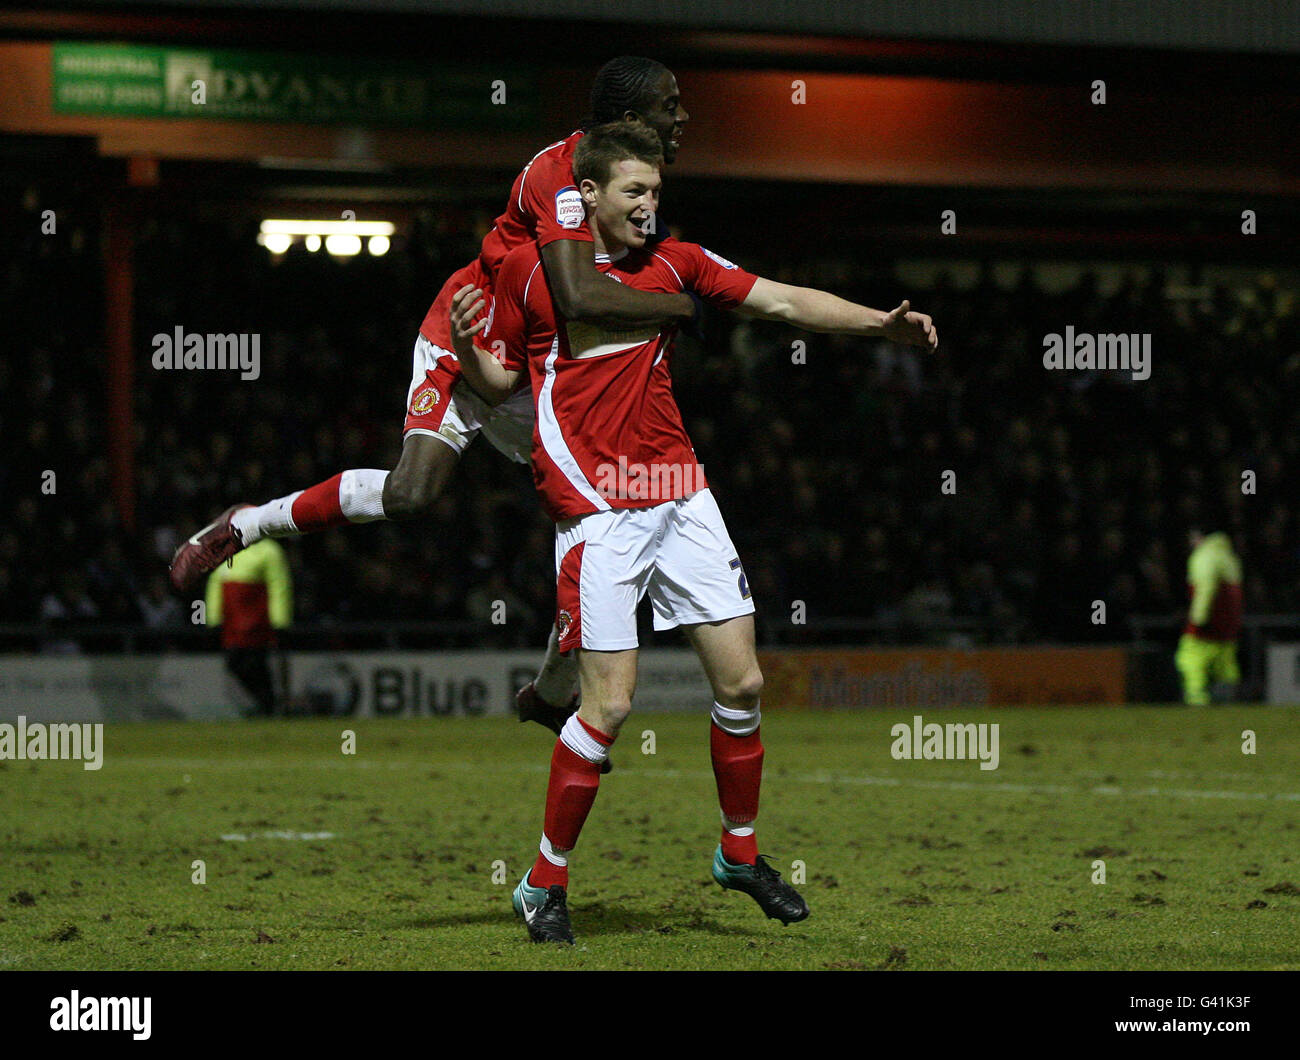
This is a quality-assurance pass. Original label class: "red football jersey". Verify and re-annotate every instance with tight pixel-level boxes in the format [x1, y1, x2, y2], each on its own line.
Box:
[485, 237, 759, 520]
[418, 130, 591, 345]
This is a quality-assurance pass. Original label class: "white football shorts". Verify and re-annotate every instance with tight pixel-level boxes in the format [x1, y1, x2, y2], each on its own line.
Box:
[553, 488, 756, 652]
[403, 334, 533, 465]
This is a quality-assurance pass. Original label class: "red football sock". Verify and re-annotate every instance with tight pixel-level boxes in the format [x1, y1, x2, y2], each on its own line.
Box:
[720, 828, 759, 865]
[711, 721, 764, 864]
[289, 473, 346, 533]
[531, 720, 613, 889]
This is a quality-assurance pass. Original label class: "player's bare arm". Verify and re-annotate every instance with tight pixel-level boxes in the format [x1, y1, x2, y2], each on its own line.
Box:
[448, 284, 521, 405]
[737, 277, 939, 350]
[541, 238, 695, 329]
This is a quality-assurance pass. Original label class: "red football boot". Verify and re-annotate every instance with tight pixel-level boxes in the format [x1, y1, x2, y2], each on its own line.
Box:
[169, 504, 252, 594]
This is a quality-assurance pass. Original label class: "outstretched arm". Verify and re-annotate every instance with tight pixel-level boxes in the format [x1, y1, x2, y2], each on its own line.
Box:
[449, 285, 523, 406]
[737, 276, 938, 350]
[541, 239, 696, 329]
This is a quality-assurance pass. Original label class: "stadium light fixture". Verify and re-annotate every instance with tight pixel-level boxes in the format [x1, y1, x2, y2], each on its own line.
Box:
[258, 219, 396, 257]
[324, 233, 363, 256]
[260, 219, 396, 237]
[258, 232, 293, 255]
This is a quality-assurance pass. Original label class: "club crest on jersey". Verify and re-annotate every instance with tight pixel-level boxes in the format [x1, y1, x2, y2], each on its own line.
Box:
[702, 247, 738, 270]
[554, 187, 584, 230]
[557, 610, 573, 636]
[410, 386, 440, 416]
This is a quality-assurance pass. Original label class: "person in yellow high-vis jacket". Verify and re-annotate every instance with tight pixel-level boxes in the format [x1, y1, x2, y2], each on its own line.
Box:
[206, 536, 292, 716]
[1174, 528, 1242, 706]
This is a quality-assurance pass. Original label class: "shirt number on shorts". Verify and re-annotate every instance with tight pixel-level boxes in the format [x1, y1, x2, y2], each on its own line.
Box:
[729, 558, 752, 600]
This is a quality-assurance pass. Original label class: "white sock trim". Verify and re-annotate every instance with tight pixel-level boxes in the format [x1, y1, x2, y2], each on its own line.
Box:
[540, 834, 569, 866]
[711, 700, 760, 737]
[559, 713, 609, 765]
[339, 469, 389, 523]
[722, 821, 755, 836]
[229, 506, 257, 543]
[233, 491, 302, 544]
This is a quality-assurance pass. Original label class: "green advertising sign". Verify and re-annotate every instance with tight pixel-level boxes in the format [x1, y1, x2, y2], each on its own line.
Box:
[52, 42, 536, 128]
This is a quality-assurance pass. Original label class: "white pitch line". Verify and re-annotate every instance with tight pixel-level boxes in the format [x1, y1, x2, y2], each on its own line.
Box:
[1082, 767, 1288, 783]
[220, 831, 335, 842]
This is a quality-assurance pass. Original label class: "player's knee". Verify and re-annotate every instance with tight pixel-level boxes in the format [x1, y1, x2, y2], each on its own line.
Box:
[383, 451, 450, 520]
[381, 473, 430, 521]
[585, 698, 633, 737]
[717, 668, 764, 711]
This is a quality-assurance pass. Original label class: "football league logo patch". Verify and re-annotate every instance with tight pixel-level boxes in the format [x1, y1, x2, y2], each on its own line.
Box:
[554, 187, 584, 230]
[410, 386, 441, 416]
[557, 609, 573, 636]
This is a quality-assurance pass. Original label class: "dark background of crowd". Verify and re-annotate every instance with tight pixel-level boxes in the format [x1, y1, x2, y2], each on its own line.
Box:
[5, 169, 1299, 652]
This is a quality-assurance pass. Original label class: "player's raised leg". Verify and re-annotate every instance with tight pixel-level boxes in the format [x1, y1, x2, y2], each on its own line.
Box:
[169, 432, 459, 594]
[251, 432, 459, 538]
[170, 295, 480, 597]
[686, 613, 809, 925]
[513, 647, 633, 944]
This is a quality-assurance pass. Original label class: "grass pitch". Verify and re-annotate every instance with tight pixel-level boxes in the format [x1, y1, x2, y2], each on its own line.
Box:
[2, 706, 1297, 970]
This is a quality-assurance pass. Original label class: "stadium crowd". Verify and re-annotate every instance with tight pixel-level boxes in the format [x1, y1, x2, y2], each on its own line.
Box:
[5, 179, 1298, 650]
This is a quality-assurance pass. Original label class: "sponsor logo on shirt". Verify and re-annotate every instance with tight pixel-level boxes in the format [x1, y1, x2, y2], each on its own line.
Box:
[554, 187, 584, 230]
[701, 247, 738, 270]
[564, 320, 661, 360]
